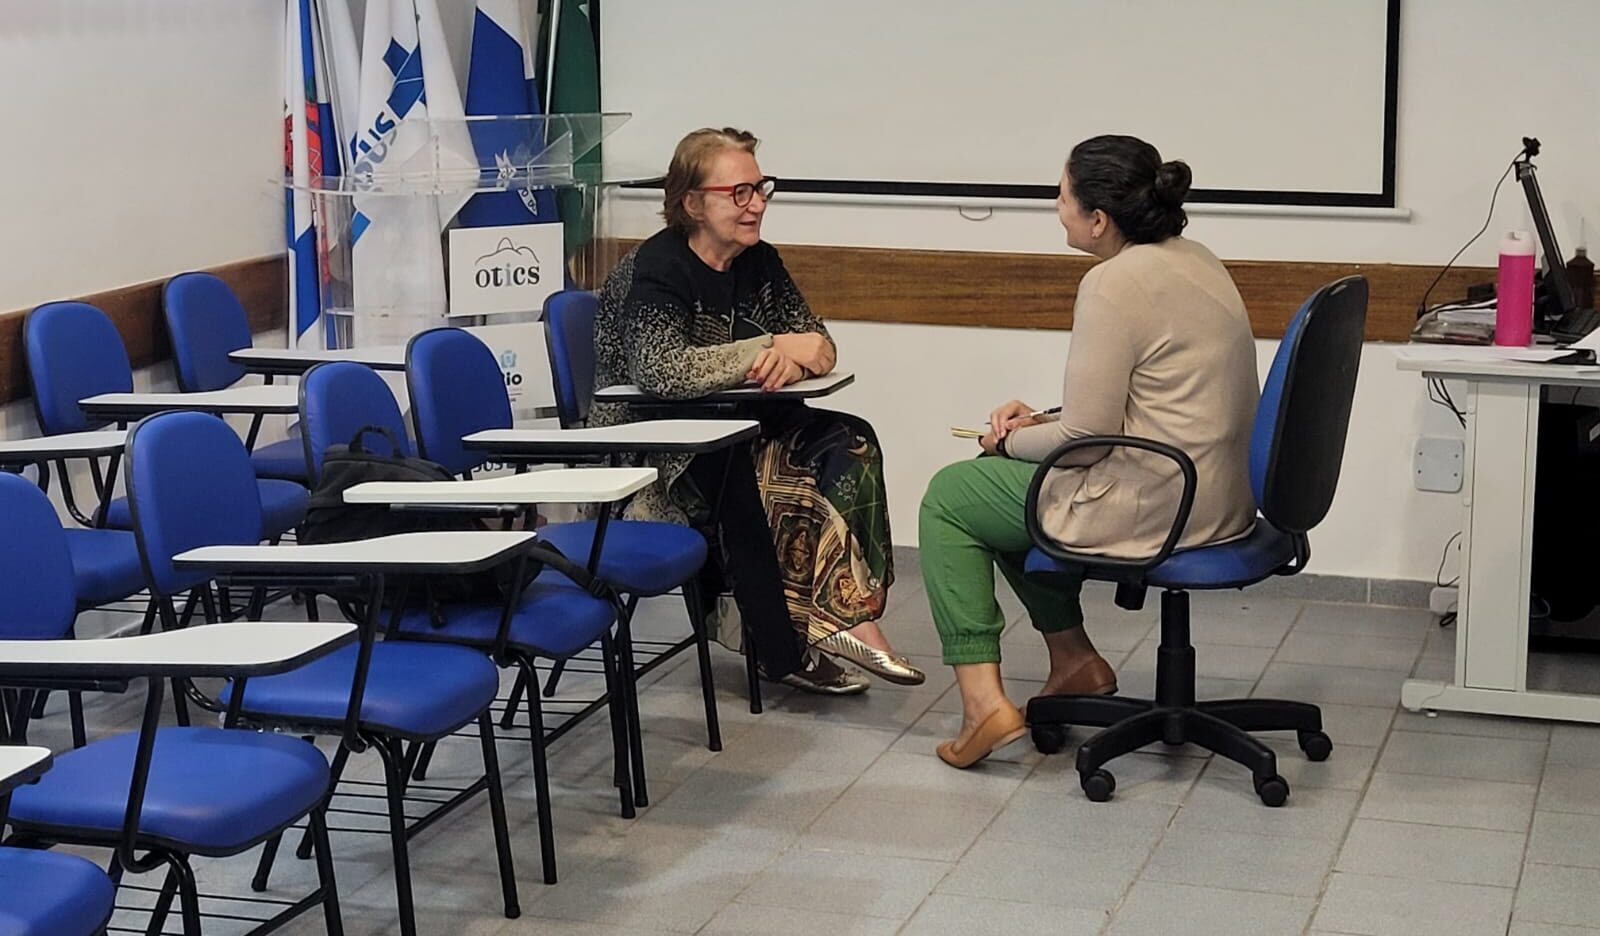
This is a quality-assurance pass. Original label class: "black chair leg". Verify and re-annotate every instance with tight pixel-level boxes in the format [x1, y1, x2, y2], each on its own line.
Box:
[477, 712, 523, 909]
[521, 667, 559, 884]
[742, 623, 763, 715]
[682, 579, 722, 751]
[251, 832, 283, 893]
[595, 638, 636, 819]
[615, 604, 648, 808]
[309, 808, 345, 936]
[501, 669, 528, 731]
[376, 738, 419, 936]
[1074, 708, 1169, 778]
[68, 691, 87, 749]
[144, 866, 179, 936]
[290, 743, 350, 866]
[1182, 708, 1280, 783]
[172, 856, 203, 936]
[1200, 697, 1324, 734]
[411, 742, 437, 782]
[542, 659, 567, 698]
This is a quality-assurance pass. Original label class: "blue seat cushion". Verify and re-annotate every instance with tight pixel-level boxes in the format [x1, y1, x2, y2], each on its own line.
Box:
[221, 640, 498, 740]
[102, 496, 134, 531]
[7, 727, 329, 857]
[107, 479, 306, 541]
[258, 479, 309, 540]
[538, 520, 706, 596]
[1024, 521, 1297, 591]
[396, 570, 616, 659]
[0, 846, 116, 936]
[251, 437, 309, 483]
[63, 527, 144, 606]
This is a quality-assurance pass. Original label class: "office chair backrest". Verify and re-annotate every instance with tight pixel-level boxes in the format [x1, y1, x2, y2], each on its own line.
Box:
[23, 302, 135, 435]
[300, 361, 412, 482]
[126, 411, 263, 597]
[406, 327, 512, 476]
[0, 474, 78, 639]
[543, 289, 599, 428]
[1250, 275, 1368, 534]
[162, 272, 252, 392]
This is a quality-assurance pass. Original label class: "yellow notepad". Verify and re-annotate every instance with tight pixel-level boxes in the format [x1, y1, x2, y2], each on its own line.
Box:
[949, 426, 985, 439]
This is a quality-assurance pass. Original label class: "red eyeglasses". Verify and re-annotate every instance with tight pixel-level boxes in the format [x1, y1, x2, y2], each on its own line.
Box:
[695, 176, 778, 207]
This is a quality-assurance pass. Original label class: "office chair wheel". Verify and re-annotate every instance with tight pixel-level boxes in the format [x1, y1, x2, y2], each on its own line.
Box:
[1080, 769, 1116, 802]
[1297, 730, 1333, 762]
[1031, 723, 1068, 755]
[1253, 774, 1289, 807]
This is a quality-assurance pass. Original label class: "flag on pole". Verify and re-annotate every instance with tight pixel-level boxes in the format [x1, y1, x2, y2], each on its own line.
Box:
[346, 0, 474, 342]
[537, 0, 600, 257]
[284, 0, 324, 350]
[458, 0, 558, 228]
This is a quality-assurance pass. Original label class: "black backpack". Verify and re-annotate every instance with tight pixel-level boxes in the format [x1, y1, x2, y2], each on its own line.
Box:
[300, 425, 609, 616]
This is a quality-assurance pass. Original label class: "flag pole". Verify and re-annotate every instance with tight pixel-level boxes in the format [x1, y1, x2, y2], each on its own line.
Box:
[543, 0, 561, 114]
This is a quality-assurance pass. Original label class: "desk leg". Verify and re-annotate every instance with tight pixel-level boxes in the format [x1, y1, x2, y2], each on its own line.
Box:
[1398, 380, 1600, 723]
[1457, 380, 1537, 692]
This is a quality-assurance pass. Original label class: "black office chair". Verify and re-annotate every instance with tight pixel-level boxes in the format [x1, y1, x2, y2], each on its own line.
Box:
[1023, 275, 1368, 806]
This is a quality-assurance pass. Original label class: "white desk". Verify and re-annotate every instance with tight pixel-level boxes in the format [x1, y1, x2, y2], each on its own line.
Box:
[462, 420, 760, 458]
[595, 371, 855, 404]
[343, 467, 657, 506]
[176, 530, 537, 576]
[0, 431, 125, 465]
[0, 622, 355, 680]
[0, 747, 52, 796]
[230, 345, 407, 378]
[80, 385, 300, 422]
[1398, 355, 1600, 722]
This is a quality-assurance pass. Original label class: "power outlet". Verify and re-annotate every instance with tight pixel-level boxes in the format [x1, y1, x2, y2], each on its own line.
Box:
[1414, 437, 1464, 493]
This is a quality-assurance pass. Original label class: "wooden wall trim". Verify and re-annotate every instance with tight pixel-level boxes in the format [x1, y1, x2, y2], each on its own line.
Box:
[612, 238, 1558, 344]
[773, 243, 1507, 343]
[0, 256, 285, 406]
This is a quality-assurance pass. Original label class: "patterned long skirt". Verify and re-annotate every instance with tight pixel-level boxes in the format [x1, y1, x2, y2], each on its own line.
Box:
[751, 408, 894, 644]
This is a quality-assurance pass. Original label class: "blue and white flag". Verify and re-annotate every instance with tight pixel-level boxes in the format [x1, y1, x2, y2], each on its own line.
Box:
[458, 0, 559, 228]
[284, 0, 324, 351]
[347, 0, 474, 343]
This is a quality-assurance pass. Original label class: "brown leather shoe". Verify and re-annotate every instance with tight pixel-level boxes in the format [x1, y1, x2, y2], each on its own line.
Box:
[1042, 655, 1118, 697]
[936, 703, 1027, 769]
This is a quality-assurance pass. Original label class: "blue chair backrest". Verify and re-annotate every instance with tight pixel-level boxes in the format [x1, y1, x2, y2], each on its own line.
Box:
[163, 272, 252, 392]
[126, 411, 263, 597]
[543, 289, 599, 428]
[300, 361, 412, 482]
[1249, 275, 1368, 534]
[406, 328, 512, 476]
[0, 474, 78, 639]
[24, 302, 134, 435]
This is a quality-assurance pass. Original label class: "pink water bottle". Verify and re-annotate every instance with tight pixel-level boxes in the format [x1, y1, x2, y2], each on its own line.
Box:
[1496, 230, 1536, 346]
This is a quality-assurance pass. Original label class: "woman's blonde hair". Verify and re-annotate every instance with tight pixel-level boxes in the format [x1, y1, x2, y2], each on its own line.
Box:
[661, 127, 759, 233]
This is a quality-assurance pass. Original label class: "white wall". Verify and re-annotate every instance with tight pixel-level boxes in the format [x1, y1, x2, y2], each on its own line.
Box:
[605, 0, 1600, 582]
[0, 1, 285, 312]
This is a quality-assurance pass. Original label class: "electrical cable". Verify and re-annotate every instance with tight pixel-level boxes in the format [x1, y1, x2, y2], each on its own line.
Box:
[1417, 150, 1522, 316]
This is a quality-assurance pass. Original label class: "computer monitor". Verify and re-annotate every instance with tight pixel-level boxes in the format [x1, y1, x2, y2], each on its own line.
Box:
[1517, 155, 1580, 322]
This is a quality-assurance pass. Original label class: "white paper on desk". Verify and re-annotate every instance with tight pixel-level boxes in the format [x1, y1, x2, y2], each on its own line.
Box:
[1568, 329, 1600, 353]
[1392, 346, 1571, 364]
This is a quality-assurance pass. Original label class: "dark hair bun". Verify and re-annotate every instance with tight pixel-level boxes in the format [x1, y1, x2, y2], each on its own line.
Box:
[1153, 160, 1192, 207]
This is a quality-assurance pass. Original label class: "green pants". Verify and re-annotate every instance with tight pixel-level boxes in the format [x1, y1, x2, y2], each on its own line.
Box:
[919, 457, 1085, 665]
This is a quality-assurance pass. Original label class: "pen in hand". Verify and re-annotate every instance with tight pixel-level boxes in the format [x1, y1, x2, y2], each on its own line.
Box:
[985, 406, 1061, 426]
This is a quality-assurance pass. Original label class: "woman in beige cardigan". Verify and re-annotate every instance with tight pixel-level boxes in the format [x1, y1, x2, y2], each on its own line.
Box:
[920, 135, 1260, 768]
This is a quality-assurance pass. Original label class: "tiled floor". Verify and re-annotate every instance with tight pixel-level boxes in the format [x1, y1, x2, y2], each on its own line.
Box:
[28, 568, 1600, 935]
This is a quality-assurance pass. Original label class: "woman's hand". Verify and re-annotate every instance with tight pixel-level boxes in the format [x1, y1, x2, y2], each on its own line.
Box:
[748, 347, 807, 391]
[771, 332, 836, 376]
[978, 430, 1002, 456]
[988, 400, 1040, 440]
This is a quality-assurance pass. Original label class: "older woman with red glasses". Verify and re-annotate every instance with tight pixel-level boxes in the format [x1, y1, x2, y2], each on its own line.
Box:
[589, 127, 922, 695]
